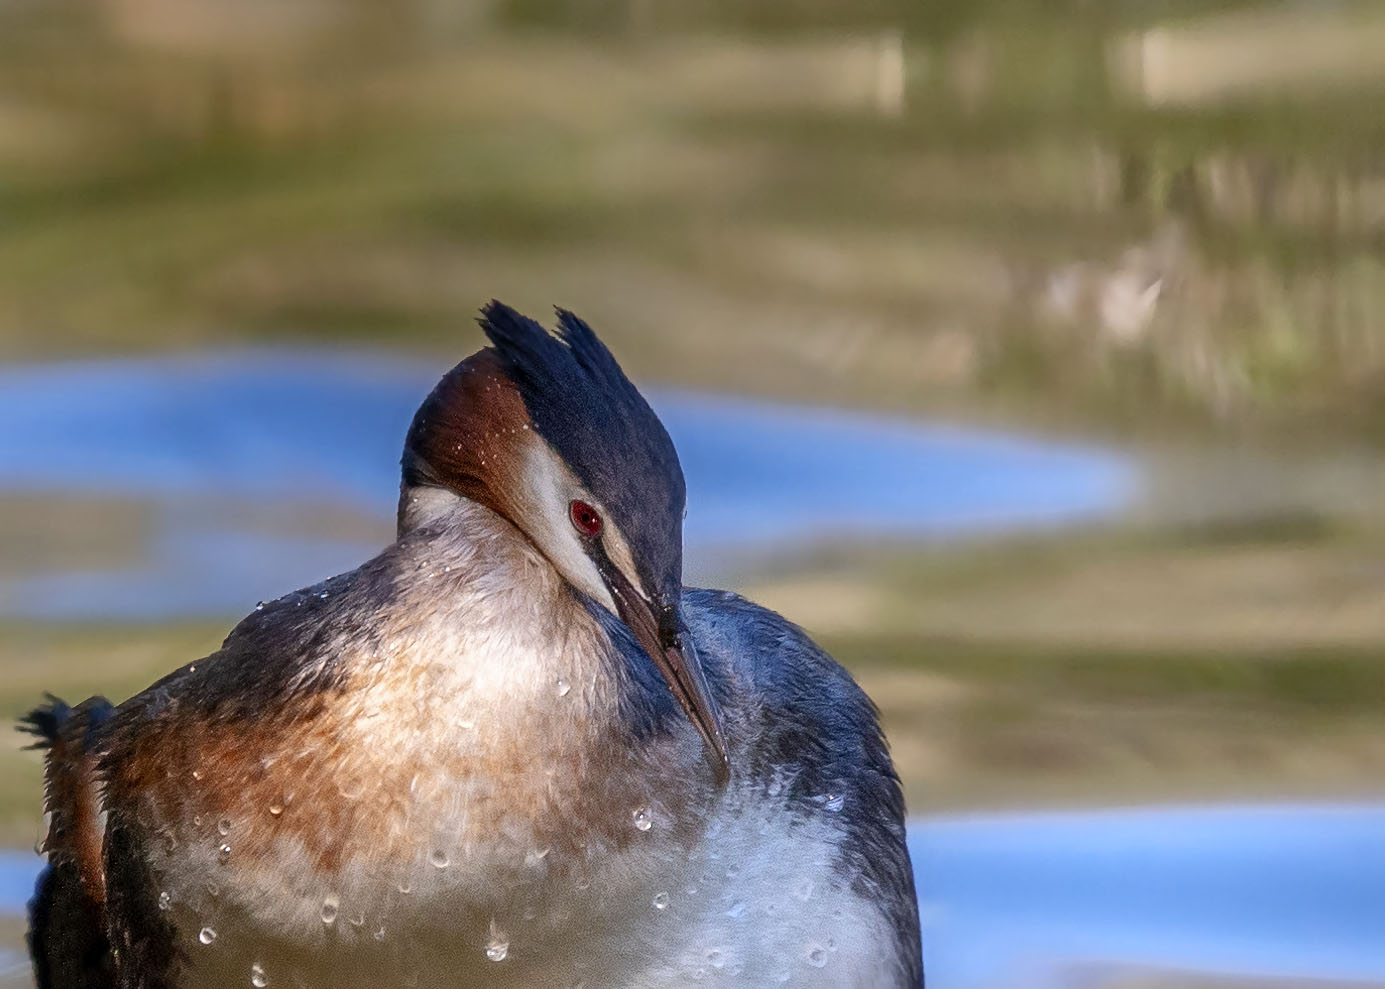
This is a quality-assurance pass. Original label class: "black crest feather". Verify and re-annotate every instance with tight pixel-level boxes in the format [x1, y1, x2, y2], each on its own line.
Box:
[478, 301, 686, 594]
[19, 694, 70, 750]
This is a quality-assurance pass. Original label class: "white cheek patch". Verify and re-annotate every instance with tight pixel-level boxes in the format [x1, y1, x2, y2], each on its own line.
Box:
[515, 438, 616, 613]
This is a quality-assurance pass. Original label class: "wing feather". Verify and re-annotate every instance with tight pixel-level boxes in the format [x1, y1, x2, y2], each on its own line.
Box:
[22, 696, 116, 989]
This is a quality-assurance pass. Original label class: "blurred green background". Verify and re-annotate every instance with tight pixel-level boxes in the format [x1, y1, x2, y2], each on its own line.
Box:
[3, 0, 1385, 433]
[2, 1, 1385, 985]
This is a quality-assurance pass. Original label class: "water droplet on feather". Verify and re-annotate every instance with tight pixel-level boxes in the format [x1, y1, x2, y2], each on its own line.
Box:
[812, 792, 845, 813]
[484, 923, 509, 962]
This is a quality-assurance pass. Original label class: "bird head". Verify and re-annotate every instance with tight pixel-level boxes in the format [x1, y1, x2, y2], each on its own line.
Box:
[401, 301, 728, 781]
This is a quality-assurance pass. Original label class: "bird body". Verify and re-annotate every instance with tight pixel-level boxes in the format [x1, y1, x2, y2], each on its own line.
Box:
[27, 304, 922, 987]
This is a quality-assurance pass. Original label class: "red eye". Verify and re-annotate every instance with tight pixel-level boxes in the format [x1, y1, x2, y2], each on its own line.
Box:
[569, 500, 602, 538]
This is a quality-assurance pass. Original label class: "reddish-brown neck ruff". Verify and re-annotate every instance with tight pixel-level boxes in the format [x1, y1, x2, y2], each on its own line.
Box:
[399, 349, 532, 536]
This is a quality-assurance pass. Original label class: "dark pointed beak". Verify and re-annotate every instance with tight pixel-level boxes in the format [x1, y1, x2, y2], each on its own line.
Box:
[595, 559, 729, 783]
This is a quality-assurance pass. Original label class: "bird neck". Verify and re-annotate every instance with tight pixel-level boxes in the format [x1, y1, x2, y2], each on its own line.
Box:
[376, 492, 623, 740]
[375, 490, 705, 800]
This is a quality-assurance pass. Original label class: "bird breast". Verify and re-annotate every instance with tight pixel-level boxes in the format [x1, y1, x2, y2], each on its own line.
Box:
[118, 508, 668, 981]
[111, 504, 895, 986]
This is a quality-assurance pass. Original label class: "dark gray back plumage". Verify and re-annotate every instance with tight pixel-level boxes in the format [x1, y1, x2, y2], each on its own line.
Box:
[679, 589, 924, 987]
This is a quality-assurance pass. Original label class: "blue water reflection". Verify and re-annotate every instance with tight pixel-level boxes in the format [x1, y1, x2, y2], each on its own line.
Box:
[916, 803, 1385, 987]
[0, 352, 1136, 619]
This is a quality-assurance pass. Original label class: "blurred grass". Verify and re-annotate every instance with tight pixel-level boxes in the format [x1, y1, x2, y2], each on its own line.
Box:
[0, 917, 26, 989]
[742, 519, 1385, 813]
[3, 3, 1385, 436]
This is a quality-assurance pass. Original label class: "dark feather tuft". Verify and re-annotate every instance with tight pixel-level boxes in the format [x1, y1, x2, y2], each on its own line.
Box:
[478, 301, 686, 596]
[20, 695, 72, 751]
[21, 696, 114, 753]
[20, 698, 66, 746]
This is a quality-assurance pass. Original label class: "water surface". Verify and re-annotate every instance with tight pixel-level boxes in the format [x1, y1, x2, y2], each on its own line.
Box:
[0, 351, 1136, 619]
[914, 803, 1385, 988]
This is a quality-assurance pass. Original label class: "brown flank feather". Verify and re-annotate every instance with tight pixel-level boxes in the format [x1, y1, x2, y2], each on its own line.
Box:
[23, 695, 117, 988]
